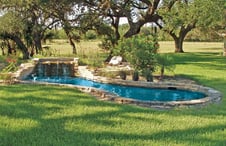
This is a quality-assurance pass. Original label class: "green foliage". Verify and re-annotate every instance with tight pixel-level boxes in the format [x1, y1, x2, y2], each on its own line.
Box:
[98, 24, 118, 51]
[1, 51, 226, 145]
[156, 54, 175, 78]
[142, 68, 153, 82]
[0, 11, 24, 35]
[158, 0, 225, 52]
[39, 46, 59, 57]
[77, 48, 105, 68]
[159, 0, 224, 34]
[0, 55, 20, 82]
[114, 35, 159, 72]
[85, 30, 97, 40]
[118, 24, 129, 36]
[140, 27, 152, 36]
[140, 26, 158, 37]
[49, 29, 68, 39]
[99, 37, 114, 50]
[192, 0, 224, 28]
[1, 57, 18, 73]
[0, 42, 226, 145]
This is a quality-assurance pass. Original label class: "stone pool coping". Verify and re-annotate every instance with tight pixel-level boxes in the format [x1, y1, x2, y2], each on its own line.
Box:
[78, 76, 222, 109]
[18, 76, 222, 109]
[4, 62, 223, 109]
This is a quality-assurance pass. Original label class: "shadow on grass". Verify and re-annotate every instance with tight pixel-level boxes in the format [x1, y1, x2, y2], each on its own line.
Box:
[173, 53, 226, 70]
[1, 84, 226, 145]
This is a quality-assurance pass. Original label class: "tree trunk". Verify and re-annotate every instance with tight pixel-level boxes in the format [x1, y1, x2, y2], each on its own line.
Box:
[13, 36, 29, 59]
[65, 29, 77, 54]
[1, 47, 5, 56]
[162, 23, 196, 53]
[66, 32, 77, 54]
[6, 40, 13, 55]
[223, 36, 226, 56]
[34, 33, 42, 54]
[69, 36, 77, 54]
[7, 35, 29, 59]
[124, 23, 143, 38]
[160, 66, 164, 80]
[170, 28, 188, 53]
[174, 37, 184, 53]
[111, 16, 120, 41]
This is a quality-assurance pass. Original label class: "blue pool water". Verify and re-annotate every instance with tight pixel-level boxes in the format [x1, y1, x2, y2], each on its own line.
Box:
[28, 77, 205, 102]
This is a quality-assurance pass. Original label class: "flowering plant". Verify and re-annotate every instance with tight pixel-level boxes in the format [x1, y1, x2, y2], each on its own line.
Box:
[1, 57, 18, 73]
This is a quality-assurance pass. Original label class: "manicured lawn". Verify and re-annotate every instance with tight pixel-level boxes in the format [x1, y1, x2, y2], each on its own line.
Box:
[0, 42, 226, 145]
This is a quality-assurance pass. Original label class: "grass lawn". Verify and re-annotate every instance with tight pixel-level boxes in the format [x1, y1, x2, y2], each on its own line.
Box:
[0, 41, 226, 146]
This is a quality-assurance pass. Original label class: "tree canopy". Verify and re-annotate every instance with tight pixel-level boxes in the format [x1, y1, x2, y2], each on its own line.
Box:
[157, 0, 225, 52]
[0, 0, 225, 58]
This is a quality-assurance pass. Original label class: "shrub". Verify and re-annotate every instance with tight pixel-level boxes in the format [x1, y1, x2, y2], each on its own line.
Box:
[85, 30, 97, 40]
[1, 57, 18, 73]
[114, 35, 159, 81]
[156, 54, 175, 79]
[142, 68, 153, 82]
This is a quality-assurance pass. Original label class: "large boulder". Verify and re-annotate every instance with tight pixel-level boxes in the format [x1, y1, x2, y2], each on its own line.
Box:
[109, 56, 122, 65]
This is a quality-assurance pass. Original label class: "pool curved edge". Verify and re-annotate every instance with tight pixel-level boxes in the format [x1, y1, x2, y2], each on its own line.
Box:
[8, 62, 222, 109]
[83, 76, 222, 107]
[19, 79, 222, 109]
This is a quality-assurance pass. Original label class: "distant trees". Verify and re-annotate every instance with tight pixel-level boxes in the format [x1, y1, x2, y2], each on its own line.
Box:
[0, 0, 83, 57]
[0, 0, 60, 58]
[85, 0, 224, 53]
[0, 11, 29, 59]
[157, 0, 225, 52]
[0, 0, 224, 59]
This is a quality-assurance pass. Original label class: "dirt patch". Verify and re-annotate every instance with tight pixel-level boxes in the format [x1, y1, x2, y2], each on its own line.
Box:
[94, 64, 196, 85]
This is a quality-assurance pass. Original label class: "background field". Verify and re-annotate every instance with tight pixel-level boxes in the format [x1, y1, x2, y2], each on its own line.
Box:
[159, 41, 223, 53]
[0, 40, 223, 58]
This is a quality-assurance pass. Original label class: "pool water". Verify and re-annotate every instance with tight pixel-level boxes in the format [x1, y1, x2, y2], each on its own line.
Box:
[29, 77, 206, 102]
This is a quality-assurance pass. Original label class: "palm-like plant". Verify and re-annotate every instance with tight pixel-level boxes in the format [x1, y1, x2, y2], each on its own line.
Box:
[156, 54, 175, 80]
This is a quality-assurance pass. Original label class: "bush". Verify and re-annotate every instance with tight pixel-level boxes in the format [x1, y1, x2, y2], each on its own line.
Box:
[114, 35, 159, 81]
[142, 68, 153, 82]
[85, 30, 97, 40]
[156, 54, 175, 79]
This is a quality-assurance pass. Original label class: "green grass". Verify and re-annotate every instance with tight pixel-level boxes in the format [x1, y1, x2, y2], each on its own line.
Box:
[42, 39, 102, 56]
[1, 41, 226, 145]
[0, 83, 226, 146]
[159, 41, 222, 53]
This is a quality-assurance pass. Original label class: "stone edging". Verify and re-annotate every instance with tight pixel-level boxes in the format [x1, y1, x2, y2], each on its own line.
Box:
[18, 76, 222, 109]
[75, 76, 222, 109]
[8, 62, 223, 109]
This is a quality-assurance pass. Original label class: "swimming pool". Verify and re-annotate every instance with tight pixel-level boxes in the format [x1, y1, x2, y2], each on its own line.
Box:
[28, 77, 206, 102]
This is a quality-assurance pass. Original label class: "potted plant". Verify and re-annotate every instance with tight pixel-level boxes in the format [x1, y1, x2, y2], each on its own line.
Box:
[132, 70, 139, 81]
[142, 68, 153, 82]
[119, 70, 127, 80]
